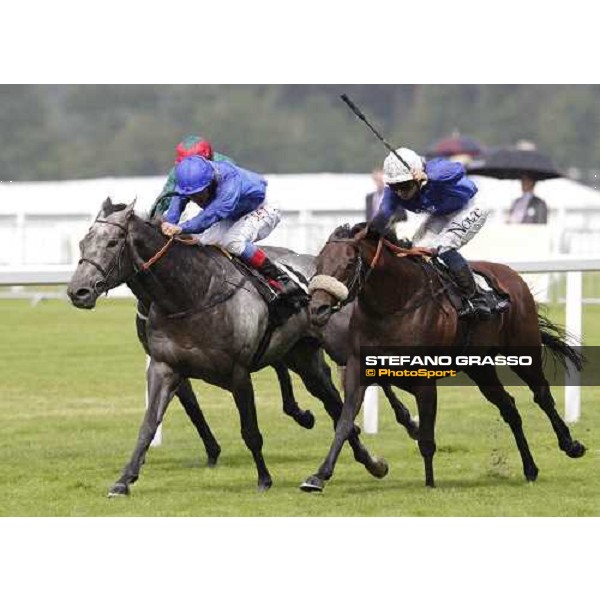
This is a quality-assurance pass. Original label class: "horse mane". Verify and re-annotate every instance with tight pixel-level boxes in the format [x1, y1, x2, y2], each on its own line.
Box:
[329, 222, 412, 248]
[329, 223, 354, 240]
[329, 222, 371, 241]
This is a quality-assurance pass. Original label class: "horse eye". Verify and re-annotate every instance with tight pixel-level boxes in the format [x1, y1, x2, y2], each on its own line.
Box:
[107, 240, 119, 248]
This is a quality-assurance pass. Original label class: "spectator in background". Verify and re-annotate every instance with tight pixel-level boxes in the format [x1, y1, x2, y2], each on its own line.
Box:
[507, 174, 548, 224]
[366, 168, 407, 222]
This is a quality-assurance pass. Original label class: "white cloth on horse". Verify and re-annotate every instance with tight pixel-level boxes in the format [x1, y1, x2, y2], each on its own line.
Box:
[194, 202, 281, 256]
[412, 199, 489, 253]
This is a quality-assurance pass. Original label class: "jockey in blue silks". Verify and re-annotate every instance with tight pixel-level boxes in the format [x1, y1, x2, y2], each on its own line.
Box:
[161, 155, 297, 296]
[149, 135, 234, 219]
[370, 147, 491, 320]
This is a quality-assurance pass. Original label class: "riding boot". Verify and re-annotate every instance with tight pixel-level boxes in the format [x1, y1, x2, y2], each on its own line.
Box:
[439, 249, 492, 321]
[240, 244, 299, 297]
[256, 256, 299, 297]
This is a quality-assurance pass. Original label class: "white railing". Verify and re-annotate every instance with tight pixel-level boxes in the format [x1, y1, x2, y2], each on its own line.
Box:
[0, 265, 78, 286]
[2, 257, 599, 438]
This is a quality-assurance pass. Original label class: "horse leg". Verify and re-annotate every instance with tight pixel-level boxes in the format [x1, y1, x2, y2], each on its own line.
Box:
[108, 360, 181, 497]
[510, 362, 586, 459]
[284, 340, 387, 488]
[273, 362, 315, 429]
[230, 365, 272, 491]
[464, 366, 539, 482]
[412, 385, 438, 488]
[382, 384, 420, 440]
[299, 352, 384, 492]
[176, 378, 221, 467]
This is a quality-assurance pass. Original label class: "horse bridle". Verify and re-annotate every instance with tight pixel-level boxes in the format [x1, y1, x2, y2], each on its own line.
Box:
[312, 236, 375, 313]
[78, 218, 131, 294]
[313, 235, 453, 318]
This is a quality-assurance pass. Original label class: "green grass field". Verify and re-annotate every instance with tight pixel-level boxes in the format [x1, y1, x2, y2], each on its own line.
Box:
[0, 297, 598, 516]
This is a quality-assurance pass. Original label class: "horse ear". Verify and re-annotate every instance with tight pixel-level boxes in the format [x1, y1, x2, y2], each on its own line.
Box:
[124, 199, 137, 219]
[96, 197, 113, 219]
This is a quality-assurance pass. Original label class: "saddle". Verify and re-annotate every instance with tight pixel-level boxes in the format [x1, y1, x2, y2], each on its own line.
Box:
[219, 249, 309, 327]
[379, 234, 511, 318]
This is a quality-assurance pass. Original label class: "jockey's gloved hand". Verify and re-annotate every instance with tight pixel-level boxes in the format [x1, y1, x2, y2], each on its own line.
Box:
[161, 222, 182, 237]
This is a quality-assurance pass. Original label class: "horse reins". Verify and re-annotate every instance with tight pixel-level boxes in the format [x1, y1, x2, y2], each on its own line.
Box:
[80, 216, 251, 319]
[316, 234, 439, 315]
[140, 234, 203, 271]
[80, 217, 194, 292]
[141, 236, 175, 271]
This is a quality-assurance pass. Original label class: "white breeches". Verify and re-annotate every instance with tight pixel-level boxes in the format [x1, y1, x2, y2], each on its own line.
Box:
[412, 199, 489, 253]
[195, 203, 281, 256]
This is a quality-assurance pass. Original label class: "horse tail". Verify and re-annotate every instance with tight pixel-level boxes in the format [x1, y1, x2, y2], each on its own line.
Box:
[537, 306, 585, 372]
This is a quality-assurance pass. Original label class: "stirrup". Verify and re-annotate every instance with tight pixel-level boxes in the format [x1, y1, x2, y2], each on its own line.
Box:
[495, 299, 511, 314]
[458, 299, 492, 321]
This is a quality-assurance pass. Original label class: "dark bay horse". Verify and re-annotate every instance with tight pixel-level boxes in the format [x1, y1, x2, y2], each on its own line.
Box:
[67, 199, 391, 494]
[302, 224, 586, 492]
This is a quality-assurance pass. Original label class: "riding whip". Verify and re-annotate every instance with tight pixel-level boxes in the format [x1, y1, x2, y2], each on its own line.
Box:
[340, 94, 411, 171]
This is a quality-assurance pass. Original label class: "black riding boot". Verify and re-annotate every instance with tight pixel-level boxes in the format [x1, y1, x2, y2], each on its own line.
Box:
[255, 256, 299, 297]
[439, 249, 492, 320]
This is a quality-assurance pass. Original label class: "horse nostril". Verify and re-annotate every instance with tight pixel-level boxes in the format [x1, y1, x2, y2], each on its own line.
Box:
[311, 304, 331, 318]
[75, 287, 92, 299]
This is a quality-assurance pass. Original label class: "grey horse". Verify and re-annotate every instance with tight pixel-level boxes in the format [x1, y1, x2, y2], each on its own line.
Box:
[135, 296, 419, 471]
[67, 199, 392, 494]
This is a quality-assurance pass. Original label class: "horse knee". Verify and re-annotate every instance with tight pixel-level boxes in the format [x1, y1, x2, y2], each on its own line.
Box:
[306, 379, 340, 403]
[497, 397, 522, 424]
[500, 407, 522, 427]
[533, 389, 555, 410]
[241, 428, 263, 450]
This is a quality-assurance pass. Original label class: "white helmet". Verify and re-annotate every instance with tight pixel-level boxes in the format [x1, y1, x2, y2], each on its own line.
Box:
[383, 147, 425, 184]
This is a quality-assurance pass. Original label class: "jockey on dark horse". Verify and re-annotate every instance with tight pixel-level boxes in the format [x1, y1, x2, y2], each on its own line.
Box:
[369, 147, 491, 320]
[160, 154, 298, 297]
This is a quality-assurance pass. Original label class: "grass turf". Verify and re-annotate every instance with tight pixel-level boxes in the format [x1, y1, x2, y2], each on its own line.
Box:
[0, 298, 598, 516]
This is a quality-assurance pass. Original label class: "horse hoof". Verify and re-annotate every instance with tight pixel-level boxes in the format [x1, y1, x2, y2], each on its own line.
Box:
[298, 411, 316, 430]
[207, 456, 219, 468]
[524, 465, 539, 482]
[257, 480, 273, 492]
[107, 482, 129, 497]
[566, 440, 586, 458]
[368, 458, 389, 479]
[300, 475, 325, 493]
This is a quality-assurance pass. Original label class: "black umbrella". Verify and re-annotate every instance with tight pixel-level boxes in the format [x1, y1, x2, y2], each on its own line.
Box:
[467, 146, 563, 181]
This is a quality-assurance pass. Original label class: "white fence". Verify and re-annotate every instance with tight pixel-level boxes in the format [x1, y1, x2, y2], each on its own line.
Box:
[4, 209, 600, 305]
